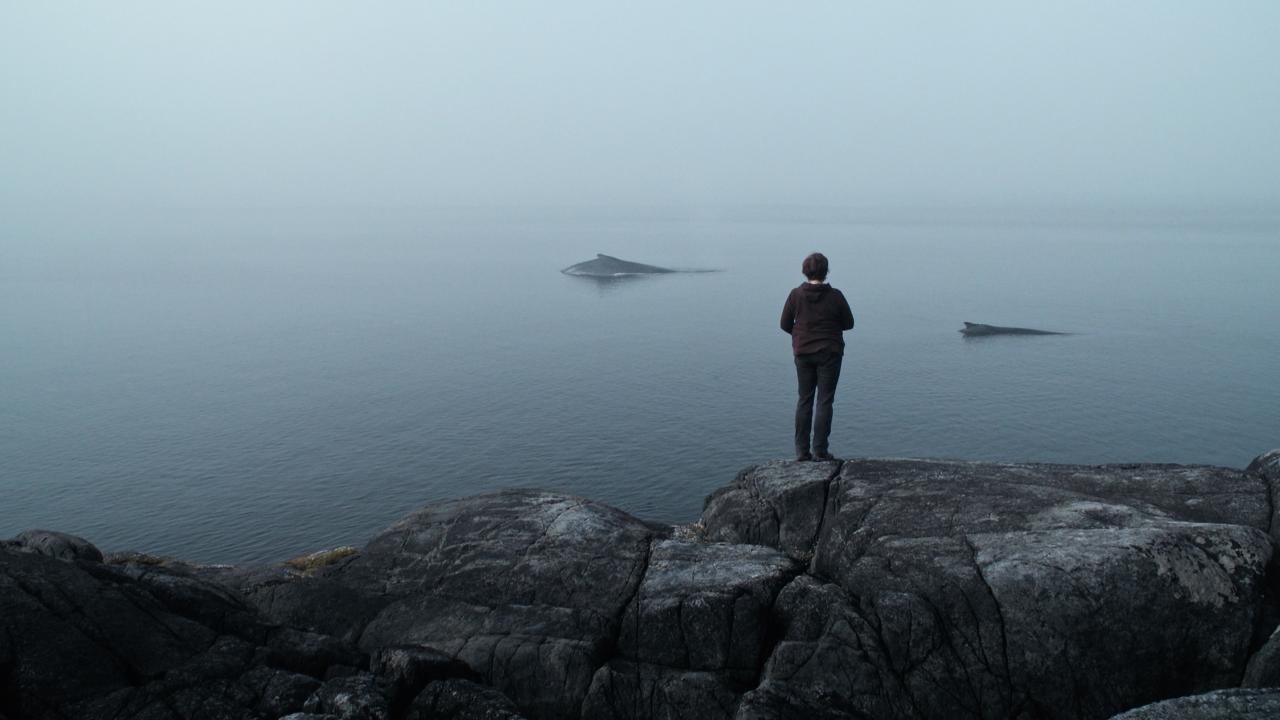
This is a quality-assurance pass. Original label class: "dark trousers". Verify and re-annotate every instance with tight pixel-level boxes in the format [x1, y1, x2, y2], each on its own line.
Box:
[794, 349, 843, 456]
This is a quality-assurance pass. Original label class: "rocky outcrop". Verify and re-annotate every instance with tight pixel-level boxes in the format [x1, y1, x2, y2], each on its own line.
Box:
[4, 451, 1280, 720]
[233, 491, 655, 719]
[0, 536, 512, 719]
[581, 539, 797, 719]
[703, 459, 840, 561]
[4, 528, 105, 562]
[1108, 687, 1280, 719]
[1247, 448, 1280, 545]
[1244, 625, 1280, 687]
[718, 458, 1274, 720]
[0, 535, 364, 719]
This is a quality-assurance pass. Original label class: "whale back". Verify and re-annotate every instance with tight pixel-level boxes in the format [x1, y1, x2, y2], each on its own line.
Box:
[960, 321, 1065, 336]
[561, 254, 676, 276]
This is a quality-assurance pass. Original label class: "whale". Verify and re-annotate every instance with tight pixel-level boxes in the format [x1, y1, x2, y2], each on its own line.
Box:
[561, 254, 693, 277]
[959, 321, 1067, 336]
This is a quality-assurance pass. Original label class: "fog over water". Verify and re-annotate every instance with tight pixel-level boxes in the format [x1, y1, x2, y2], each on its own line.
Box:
[3, 2, 1278, 210]
[2, 4, 1278, 563]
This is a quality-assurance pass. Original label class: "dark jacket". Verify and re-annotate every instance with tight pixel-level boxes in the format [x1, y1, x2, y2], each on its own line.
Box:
[780, 282, 855, 355]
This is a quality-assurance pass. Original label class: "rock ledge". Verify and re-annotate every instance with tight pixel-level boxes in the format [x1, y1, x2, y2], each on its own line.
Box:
[5, 451, 1280, 720]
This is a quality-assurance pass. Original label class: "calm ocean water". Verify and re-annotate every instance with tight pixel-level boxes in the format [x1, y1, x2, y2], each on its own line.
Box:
[3, 207, 1277, 564]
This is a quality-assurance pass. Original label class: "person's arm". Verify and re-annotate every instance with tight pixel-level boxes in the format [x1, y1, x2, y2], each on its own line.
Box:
[780, 290, 796, 334]
[838, 291, 854, 331]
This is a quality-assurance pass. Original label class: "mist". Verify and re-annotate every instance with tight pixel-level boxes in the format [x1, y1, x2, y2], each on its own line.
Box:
[2, 1, 1278, 216]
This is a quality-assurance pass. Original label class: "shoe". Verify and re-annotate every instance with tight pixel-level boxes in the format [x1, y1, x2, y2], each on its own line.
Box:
[813, 452, 836, 461]
[795, 452, 813, 462]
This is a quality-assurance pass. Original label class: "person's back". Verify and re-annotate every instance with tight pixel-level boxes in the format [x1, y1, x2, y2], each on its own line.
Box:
[780, 253, 854, 461]
[782, 282, 854, 355]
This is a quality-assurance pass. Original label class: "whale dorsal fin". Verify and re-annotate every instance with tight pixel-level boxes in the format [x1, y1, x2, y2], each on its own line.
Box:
[597, 254, 618, 260]
[963, 322, 977, 327]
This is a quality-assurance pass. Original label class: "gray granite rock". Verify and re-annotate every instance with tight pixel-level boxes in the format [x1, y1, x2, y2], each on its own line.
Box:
[735, 457, 1276, 720]
[581, 660, 742, 720]
[238, 665, 323, 718]
[1247, 448, 1280, 546]
[235, 490, 654, 720]
[302, 672, 390, 719]
[265, 627, 366, 679]
[7, 451, 1280, 720]
[0, 541, 361, 720]
[1242, 624, 1280, 687]
[11, 529, 104, 562]
[581, 538, 797, 719]
[1108, 687, 1280, 719]
[228, 558, 381, 645]
[734, 575, 906, 720]
[371, 644, 480, 716]
[703, 460, 841, 562]
[617, 538, 796, 675]
[408, 678, 527, 719]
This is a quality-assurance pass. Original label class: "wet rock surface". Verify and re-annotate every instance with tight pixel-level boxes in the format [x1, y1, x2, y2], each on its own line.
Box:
[4, 452, 1280, 719]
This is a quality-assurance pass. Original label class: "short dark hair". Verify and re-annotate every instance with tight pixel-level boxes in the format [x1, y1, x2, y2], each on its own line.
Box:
[802, 252, 828, 281]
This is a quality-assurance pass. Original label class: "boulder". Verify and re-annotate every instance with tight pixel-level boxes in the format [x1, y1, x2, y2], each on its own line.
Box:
[616, 539, 796, 675]
[235, 490, 655, 720]
[734, 575, 907, 720]
[302, 672, 390, 719]
[408, 678, 527, 719]
[0, 541, 361, 719]
[264, 627, 367, 679]
[238, 665, 323, 718]
[371, 644, 480, 717]
[703, 460, 841, 562]
[10, 529, 103, 562]
[581, 538, 797, 719]
[1243, 624, 1280, 687]
[1108, 687, 1280, 719]
[228, 562, 383, 645]
[728, 458, 1274, 720]
[1246, 448, 1280, 546]
[581, 661, 742, 720]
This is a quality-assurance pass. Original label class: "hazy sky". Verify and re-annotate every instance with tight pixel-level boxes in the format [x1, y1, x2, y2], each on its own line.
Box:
[2, 1, 1277, 210]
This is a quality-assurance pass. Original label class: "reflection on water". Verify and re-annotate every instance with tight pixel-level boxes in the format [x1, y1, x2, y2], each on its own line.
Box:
[562, 272, 673, 294]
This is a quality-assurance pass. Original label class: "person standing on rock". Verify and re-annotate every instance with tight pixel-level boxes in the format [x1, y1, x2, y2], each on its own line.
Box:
[780, 252, 855, 461]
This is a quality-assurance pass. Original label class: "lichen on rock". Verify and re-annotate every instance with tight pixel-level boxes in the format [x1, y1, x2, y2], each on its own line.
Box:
[284, 546, 361, 575]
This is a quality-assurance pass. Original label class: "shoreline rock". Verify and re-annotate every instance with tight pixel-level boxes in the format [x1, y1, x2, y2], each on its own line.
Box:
[4, 452, 1280, 719]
